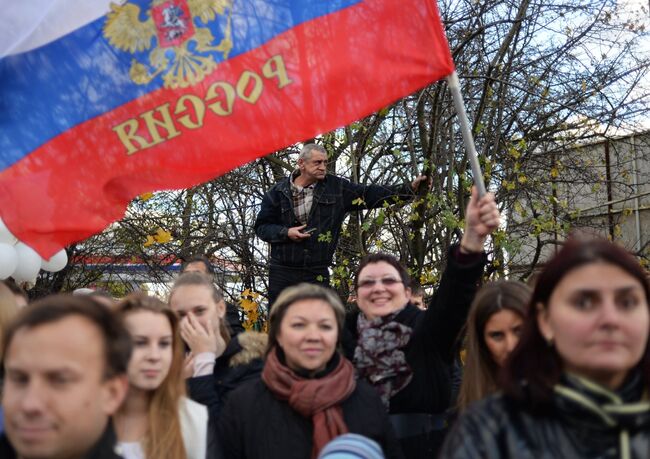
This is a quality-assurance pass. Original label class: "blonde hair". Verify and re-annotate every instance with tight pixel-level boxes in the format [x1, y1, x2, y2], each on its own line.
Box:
[116, 294, 187, 459]
[267, 283, 345, 355]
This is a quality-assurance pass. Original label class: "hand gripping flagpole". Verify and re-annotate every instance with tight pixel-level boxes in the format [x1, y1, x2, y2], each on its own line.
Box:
[446, 71, 487, 197]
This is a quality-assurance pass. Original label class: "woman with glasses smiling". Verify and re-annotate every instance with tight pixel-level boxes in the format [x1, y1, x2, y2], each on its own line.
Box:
[342, 187, 500, 458]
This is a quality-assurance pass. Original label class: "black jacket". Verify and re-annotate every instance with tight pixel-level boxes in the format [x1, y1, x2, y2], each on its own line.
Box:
[342, 246, 486, 415]
[342, 247, 485, 458]
[187, 332, 265, 422]
[225, 301, 245, 336]
[254, 173, 413, 268]
[0, 423, 123, 459]
[440, 373, 650, 459]
[217, 354, 404, 459]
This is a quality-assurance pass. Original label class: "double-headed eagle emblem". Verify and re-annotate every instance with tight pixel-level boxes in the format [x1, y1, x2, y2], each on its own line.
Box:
[104, 0, 233, 89]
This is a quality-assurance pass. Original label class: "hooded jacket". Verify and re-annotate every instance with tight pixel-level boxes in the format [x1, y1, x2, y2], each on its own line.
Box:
[187, 331, 267, 421]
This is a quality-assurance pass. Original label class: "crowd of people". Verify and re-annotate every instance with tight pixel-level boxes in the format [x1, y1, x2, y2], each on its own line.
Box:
[0, 145, 648, 459]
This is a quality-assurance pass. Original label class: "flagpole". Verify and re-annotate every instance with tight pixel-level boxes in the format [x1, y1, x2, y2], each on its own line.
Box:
[446, 71, 487, 197]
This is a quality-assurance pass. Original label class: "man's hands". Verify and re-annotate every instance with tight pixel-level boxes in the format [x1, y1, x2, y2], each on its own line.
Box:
[460, 186, 501, 254]
[179, 313, 226, 356]
[288, 224, 312, 241]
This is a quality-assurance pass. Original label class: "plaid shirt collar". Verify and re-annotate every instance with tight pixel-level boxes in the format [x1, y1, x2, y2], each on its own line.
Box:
[290, 170, 316, 190]
[290, 170, 316, 225]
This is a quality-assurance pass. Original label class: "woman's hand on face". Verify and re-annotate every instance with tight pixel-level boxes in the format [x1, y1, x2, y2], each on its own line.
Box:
[180, 312, 220, 355]
[461, 186, 501, 253]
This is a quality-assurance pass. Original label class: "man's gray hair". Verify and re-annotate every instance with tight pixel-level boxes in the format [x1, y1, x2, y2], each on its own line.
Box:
[299, 143, 326, 161]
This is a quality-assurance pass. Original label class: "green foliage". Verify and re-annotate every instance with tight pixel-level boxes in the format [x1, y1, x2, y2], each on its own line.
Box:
[317, 231, 333, 243]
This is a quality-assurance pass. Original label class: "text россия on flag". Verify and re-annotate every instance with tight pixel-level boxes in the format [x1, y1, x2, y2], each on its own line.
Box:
[0, 0, 454, 257]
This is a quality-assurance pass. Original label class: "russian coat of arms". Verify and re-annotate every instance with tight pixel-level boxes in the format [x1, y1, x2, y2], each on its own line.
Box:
[103, 0, 233, 89]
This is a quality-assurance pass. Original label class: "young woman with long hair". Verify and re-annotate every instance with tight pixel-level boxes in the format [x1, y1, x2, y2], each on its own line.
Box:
[113, 293, 210, 459]
[440, 236, 650, 458]
[218, 283, 401, 459]
[455, 280, 531, 411]
[168, 272, 266, 421]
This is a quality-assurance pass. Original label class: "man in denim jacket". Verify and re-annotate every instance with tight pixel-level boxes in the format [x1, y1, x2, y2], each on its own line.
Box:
[255, 143, 427, 307]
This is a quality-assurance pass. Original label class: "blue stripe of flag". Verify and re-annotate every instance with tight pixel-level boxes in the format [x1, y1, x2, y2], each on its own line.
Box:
[0, 0, 360, 171]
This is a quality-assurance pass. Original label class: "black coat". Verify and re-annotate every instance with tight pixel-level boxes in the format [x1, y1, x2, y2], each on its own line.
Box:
[342, 247, 486, 415]
[0, 423, 123, 459]
[217, 356, 404, 459]
[342, 246, 486, 457]
[440, 374, 650, 459]
[254, 173, 413, 268]
[225, 301, 245, 336]
[187, 332, 265, 422]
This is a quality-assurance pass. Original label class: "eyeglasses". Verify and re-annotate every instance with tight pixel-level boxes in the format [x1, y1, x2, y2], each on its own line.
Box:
[357, 278, 403, 289]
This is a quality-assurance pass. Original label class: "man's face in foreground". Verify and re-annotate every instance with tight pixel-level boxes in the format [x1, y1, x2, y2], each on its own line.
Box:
[2, 315, 126, 459]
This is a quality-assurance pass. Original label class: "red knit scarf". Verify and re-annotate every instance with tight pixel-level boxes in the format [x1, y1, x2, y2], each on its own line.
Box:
[262, 348, 357, 458]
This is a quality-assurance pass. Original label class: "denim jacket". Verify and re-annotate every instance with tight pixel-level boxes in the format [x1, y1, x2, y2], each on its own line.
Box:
[254, 173, 414, 268]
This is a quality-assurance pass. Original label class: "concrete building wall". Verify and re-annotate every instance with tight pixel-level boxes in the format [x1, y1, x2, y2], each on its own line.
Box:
[508, 130, 650, 277]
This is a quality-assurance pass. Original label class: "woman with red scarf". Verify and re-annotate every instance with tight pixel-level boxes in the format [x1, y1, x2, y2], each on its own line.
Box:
[217, 283, 402, 458]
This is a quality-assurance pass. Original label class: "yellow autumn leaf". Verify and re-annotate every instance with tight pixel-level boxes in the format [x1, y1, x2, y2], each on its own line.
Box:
[154, 228, 172, 244]
[143, 235, 155, 247]
[550, 167, 559, 178]
[139, 192, 154, 201]
[241, 289, 261, 300]
[240, 298, 258, 312]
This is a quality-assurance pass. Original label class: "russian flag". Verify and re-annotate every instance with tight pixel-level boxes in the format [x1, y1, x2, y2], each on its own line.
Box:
[0, 0, 454, 258]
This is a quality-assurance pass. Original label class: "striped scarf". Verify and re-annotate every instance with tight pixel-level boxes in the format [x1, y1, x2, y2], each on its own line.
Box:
[554, 372, 650, 459]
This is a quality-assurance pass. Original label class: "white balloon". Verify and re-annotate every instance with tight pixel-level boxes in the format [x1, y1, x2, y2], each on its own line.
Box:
[41, 249, 68, 272]
[0, 217, 16, 245]
[0, 243, 18, 280]
[13, 242, 42, 283]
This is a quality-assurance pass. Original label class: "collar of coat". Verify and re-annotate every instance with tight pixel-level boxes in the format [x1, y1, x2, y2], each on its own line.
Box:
[553, 372, 650, 459]
[219, 331, 268, 368]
